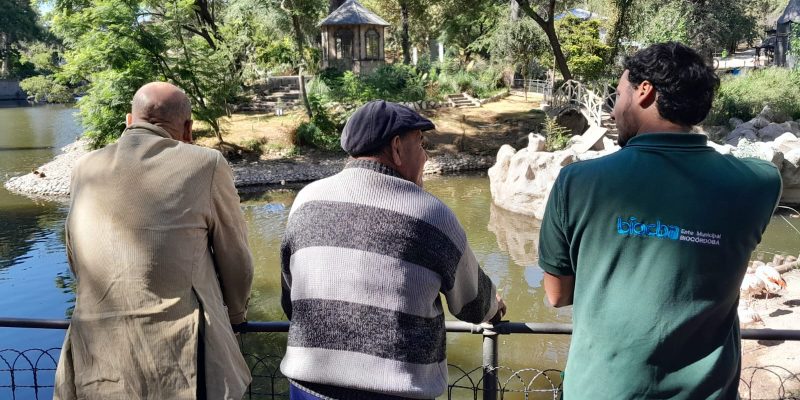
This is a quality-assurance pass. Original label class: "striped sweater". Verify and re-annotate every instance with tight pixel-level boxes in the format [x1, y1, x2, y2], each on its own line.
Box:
[279, 159, 499, 399]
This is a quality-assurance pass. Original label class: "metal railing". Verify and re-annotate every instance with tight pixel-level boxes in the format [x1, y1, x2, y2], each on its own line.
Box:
[2, 318, 800, 400]
[512, 79, 554, 102]
[550, 80, 617, 127]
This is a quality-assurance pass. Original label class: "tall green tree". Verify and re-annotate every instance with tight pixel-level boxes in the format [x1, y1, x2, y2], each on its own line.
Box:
[513, 0, 577, 80]
[0, 0, 42, 77]
[556, 15, 611, 81]
[51, 0, 251, 147]
[439, 0, 506, 62]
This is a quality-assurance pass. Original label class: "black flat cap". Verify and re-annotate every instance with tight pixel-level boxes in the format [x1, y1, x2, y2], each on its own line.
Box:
[340, 100, 435, 156]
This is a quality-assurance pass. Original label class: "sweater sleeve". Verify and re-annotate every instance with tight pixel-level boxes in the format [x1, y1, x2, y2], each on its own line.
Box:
[443, 243, 498, 324]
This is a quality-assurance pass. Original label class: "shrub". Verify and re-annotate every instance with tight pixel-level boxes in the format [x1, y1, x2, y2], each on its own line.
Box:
[706, 68, 800, 125]
[19, 75, 74, 103]
[294, 94, 342, 151]
[543, 116, 571, 151]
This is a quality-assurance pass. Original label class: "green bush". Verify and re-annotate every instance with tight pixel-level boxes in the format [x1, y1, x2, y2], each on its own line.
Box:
[19, 75, 74, 103]
[294, 94, 342, 151]
[543, 116, 571, 151]
[706, 68, 800, 125]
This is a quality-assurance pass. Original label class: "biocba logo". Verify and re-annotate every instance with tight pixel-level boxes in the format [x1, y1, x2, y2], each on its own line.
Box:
[616, 216, 680, 240]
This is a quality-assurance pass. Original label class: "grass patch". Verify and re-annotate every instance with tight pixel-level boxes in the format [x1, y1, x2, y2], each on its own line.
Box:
[706, 68, 800, 125]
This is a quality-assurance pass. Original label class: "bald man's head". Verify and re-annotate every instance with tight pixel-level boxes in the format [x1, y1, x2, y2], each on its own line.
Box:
[128, 82, 193, 142]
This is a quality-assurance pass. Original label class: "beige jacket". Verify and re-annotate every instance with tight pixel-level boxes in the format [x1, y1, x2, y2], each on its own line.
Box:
[55, 123, 253, 399]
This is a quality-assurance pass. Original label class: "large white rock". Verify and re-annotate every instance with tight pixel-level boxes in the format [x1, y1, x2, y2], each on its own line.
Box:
[773, 132, 800, 155]
[707, 141, 734, 155]
[740, 141, 784, 169]
[781, 149, 800, 204]
[488, 145, 576, 219]
[528, 133, 546, 152]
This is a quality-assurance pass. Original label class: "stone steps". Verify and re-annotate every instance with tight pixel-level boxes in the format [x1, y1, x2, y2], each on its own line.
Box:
[447, 93, 480, 108]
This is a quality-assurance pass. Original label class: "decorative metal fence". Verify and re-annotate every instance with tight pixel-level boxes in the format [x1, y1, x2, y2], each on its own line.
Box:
[550, 80, 617, 127]
[512, 79, 554, 102]
[2, 318, 800, 400]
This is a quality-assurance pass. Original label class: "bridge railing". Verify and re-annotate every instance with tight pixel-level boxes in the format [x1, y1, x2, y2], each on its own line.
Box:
[512, 79, 554, 102]
[551, 80, 617, 127]
[2, 318, 799, 400]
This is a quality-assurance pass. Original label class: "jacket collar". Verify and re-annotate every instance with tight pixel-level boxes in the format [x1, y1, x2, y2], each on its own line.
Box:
[345, 158, 402, 178]
[122, 122, 174, 140]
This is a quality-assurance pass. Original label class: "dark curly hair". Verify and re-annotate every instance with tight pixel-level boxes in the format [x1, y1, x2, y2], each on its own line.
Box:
[623, 42, 720, 126]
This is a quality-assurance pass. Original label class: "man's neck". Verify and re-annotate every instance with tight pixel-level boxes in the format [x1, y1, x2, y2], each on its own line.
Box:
[636, 120, 691, 135]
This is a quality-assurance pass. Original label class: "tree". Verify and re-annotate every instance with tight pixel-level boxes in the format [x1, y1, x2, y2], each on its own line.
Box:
[556, 16, 611, 81]
[629, 0, 761, 59]
[361, 0, 436, 66]
[51, 0, 250, 148]
[514, 0, 576, 80]
[0, 0, 42, 77]
[439, 0, 506, 62]
[489, 17, 548, 99]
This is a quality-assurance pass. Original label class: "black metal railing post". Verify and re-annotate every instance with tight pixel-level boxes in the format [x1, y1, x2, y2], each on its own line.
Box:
[482, 324, 499, 400]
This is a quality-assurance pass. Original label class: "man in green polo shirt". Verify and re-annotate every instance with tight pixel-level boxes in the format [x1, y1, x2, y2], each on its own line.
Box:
[538, 42, 782, 399]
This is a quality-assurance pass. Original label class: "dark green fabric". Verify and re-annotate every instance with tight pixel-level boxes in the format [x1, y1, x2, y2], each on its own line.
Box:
[538, 133, 782, 400]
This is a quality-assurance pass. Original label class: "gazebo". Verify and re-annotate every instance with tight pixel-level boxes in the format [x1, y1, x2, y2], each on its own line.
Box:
[319, 0, 390, 74]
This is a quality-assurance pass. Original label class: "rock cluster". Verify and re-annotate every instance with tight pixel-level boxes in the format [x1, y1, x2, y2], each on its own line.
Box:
[488, 106, 800, 218]
[720, 106, 800, 203]
[4, 142, 498, 200]
[488, 130, 619, 219]
[4, 139, 90, 200]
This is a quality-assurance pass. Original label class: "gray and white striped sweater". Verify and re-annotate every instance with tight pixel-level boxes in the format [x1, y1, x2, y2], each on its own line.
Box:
[279, 159, 499, 399]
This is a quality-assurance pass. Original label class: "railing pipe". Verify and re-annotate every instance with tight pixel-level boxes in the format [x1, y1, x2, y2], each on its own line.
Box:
[482, 325, 499, 400]
[3, 318, 800, 342]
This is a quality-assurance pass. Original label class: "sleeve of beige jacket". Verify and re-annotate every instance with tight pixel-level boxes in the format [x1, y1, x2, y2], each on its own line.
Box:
[208, 153, 254, 325]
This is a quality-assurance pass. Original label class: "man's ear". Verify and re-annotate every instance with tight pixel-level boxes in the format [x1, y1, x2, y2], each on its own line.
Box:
[636, 80, 657, 108]
[183, 120, 193, 144]
[126, 113, 133, 127]
[390, 135, 403, 167]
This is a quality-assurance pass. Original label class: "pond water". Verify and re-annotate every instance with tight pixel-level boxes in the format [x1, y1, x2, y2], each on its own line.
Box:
[1, 104, 799, 398]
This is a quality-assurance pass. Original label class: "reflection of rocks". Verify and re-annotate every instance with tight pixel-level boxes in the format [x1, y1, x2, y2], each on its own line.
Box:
[488, 204, 541, 266]
[488, 131, 619, 218]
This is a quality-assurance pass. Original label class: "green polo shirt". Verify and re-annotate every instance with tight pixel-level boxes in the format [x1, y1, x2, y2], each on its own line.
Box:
[538, 133, 781, 399]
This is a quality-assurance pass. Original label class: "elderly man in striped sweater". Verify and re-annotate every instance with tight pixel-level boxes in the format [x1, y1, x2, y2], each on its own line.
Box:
[279, 100, 506, 400]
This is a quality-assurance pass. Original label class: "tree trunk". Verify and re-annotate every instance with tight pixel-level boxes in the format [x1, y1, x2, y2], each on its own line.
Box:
[542, 21, 572, 81]
[289, 10, 306, 66]
[515, 0, 573, 81]
[299, 66, 312, 118]
[607, 0, 635, 66]
[400, 0, 411, 65]
[1, 34, 10, 78]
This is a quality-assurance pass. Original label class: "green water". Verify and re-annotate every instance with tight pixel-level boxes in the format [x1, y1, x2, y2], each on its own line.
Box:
[1, 104, 799, 398]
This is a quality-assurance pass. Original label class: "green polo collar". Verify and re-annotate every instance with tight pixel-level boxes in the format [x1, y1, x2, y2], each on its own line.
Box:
[625, 133, 708, 149]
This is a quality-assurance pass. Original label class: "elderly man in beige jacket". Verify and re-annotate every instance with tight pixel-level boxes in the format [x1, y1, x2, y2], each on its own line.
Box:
[55, 82, 254, 399]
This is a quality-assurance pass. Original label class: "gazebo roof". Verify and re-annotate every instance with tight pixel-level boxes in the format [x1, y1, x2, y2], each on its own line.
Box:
[319, 0, 390, 27]
[778, 0, 800, 24]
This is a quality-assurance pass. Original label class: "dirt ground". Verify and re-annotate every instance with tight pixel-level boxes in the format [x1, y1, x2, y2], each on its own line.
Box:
[193, 93, 546, 160]
[740, 268, 800, 399]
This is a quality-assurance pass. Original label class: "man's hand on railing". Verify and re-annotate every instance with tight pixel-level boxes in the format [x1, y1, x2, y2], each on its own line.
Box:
[490, 294, 507, 324]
